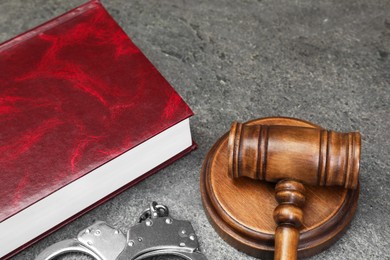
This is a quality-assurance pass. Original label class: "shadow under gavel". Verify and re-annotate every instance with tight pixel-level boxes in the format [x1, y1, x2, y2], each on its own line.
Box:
[228, 122, 361, 260]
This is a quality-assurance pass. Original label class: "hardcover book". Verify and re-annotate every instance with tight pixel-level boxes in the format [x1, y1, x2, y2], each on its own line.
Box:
[0, 1, 195, 258]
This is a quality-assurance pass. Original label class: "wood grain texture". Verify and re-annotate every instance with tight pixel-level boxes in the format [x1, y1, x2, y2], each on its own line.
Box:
[200, 117, 359, 259]
[228, 122, 361, 189]
[273, 180, 306, 260]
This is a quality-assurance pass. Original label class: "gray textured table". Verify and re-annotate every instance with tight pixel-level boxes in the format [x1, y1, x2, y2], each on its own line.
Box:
[1, 0, 389, 259]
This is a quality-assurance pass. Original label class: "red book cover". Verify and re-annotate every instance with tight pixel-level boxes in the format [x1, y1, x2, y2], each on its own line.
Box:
[0, 0, 195, 258]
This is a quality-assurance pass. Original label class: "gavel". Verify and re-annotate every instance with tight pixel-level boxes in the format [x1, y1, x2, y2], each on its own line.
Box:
[227, 122, 361, 260]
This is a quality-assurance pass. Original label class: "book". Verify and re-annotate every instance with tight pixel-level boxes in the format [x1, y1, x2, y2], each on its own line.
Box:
[0, 0, 195, 258]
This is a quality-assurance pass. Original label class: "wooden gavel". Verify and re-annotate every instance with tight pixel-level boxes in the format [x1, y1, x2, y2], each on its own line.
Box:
[227, 122, 361, 260]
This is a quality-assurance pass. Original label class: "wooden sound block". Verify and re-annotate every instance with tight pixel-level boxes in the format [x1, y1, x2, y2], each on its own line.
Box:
[200, 117, 359, 259]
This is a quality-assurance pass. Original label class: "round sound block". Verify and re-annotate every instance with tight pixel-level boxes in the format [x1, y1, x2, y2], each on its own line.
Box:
[200, 117, 359, 259]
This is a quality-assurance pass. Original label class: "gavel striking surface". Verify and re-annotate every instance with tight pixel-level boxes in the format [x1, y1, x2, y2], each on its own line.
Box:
[200, 117, 359, 259]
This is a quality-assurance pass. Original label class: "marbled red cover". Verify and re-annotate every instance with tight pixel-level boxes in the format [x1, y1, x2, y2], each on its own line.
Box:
[0, 0, 193, 223]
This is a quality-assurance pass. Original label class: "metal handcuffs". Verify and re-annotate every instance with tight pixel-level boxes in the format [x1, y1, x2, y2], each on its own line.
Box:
[35, 202, 207, 260]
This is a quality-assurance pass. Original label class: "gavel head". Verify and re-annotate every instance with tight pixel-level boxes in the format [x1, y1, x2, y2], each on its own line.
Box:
[228, 122, 361, 189]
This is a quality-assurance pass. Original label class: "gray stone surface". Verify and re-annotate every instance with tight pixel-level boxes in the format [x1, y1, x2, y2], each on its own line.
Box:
[1, 0, 389, 259]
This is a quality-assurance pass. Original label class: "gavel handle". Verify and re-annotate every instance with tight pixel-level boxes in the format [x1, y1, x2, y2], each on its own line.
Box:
[274, 225, 300, 260]
[273, 180, 306, 260]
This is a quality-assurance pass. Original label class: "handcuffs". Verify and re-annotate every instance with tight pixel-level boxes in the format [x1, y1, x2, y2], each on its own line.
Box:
[35, 202, 207, 260]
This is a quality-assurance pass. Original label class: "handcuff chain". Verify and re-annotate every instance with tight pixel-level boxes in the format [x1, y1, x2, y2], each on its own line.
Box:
[138, 201, 169, 223]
